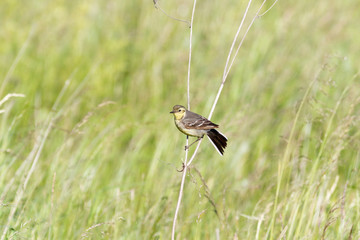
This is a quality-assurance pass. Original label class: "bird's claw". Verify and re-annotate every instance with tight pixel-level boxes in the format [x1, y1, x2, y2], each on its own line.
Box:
[177, 162, 186, 172]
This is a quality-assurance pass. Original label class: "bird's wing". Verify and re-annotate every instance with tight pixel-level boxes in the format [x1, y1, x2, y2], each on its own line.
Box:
[183, 111, 219, 130]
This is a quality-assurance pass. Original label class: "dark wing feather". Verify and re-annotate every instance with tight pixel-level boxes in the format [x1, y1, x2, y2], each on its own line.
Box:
[183, 111, 219, 130]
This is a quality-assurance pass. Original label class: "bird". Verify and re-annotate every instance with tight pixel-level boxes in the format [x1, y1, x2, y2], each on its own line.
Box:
[170, 105, 227, 155]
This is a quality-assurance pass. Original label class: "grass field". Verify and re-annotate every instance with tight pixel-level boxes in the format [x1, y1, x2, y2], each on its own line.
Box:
[1, 0, 360, 239]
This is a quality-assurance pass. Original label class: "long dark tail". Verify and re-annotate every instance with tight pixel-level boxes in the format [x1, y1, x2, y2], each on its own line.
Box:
[207, 129, 228, 156]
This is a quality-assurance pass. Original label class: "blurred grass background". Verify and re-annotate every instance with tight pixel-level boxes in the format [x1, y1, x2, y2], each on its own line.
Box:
[1, 0, 359, 239]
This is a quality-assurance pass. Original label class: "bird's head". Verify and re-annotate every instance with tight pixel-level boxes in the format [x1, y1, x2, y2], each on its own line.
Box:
[170, 105, 186, 120]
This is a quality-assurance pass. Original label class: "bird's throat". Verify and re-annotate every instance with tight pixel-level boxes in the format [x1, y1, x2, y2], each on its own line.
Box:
[174, 112, 185, 120]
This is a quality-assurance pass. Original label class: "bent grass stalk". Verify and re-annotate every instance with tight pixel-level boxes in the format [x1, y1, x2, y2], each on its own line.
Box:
[294, 86, 349, 238]
[189, 0, 268, 168]
[0, 80, 70, 240]
[0, 26, 34, 97]
[268, 75, 317, 240]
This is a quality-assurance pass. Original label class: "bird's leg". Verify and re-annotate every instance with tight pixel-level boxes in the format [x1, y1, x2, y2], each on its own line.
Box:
[184, 136, 204, 151]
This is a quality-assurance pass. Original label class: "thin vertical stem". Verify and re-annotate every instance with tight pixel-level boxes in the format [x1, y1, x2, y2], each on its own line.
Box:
[171, 145, 189, 240]
[172, 0, 273, 238]
[172, 0, 197, 239]
[187, 1, 196, 111]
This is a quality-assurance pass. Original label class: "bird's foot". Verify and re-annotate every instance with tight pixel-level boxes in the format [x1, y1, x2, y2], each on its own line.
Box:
[177, 162, 186, 172]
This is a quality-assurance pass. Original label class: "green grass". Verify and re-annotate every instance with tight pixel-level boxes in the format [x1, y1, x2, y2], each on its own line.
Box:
[1, 0, 360, 239]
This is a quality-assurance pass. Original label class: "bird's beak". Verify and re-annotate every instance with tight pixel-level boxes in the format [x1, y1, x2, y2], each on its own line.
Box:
[170, 110, 175, 113]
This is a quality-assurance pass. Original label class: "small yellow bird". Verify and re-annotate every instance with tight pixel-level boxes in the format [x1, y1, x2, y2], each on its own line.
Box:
[170, 105, 227, 155]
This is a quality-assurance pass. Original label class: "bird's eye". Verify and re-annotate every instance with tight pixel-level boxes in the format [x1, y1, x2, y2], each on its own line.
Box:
[178, 109, 181, 112]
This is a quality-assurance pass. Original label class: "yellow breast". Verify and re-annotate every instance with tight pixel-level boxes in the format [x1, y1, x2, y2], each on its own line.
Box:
[174, 119, 206, 137]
